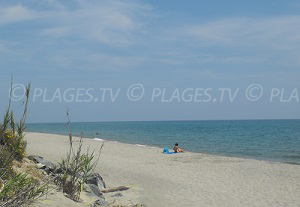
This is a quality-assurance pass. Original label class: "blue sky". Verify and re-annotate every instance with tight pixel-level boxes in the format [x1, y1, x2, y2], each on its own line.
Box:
[0, 0, 299, 122]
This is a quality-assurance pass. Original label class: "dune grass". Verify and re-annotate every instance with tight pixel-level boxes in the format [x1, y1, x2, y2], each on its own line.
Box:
[0, 81, 48, 207]
[55, 110, 103, 201]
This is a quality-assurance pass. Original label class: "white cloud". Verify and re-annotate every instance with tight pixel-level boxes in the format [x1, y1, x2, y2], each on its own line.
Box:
[0, 1, 151, 46]
[0, 40, 17, 53]
[0, 0, 152, 73]
[0, 4, 36, 25]
[1, 1, 299, 74]
[150, 15, 300, 67]
[181, 16, 300, 51]
[49, 49, 145, 71]
[38, 0, 151, 46]
[41, 27, 70, 37]
[0, 41, 8, 53]
[84, 53, 145, 71]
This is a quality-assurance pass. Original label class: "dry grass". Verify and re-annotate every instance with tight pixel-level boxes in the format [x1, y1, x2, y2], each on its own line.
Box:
[12, 160, 43, 180]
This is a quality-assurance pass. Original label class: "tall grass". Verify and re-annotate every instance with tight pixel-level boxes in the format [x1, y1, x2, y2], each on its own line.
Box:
[56, 110, 102, 201]
[0, 80, 48, 207]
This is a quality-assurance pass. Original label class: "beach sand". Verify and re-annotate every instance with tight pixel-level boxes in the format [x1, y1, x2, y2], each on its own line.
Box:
[25, 132, 300, 207]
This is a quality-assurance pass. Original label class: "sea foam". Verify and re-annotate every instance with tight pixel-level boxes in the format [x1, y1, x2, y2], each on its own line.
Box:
[93, 138, 104, 141]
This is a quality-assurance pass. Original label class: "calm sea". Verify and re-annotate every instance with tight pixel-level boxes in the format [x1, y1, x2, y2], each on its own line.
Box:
[27, 120, 300, 164]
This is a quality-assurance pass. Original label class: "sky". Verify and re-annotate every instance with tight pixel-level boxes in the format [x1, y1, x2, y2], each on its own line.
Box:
[0, 0, 300, 123]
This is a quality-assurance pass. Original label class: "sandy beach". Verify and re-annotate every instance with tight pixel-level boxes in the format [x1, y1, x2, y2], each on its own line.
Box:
[25, 132, 300, 207]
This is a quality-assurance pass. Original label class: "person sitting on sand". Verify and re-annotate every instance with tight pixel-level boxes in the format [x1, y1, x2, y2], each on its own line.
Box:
[173, 143, 184, 153]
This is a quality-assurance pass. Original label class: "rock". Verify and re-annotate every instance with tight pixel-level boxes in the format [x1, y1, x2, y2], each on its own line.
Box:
[44, 167, 51, 174]
[111, 192, 123, 197]
[40, 170, 48, 177]
[28, 155, 55, 174]
[55, 167, 63, 174]
[84, 184, 104, 199]
[134, 204, 146, 207]
[23, 157, 34, 164]
[29, 155, 45, 164]
[36, 163, 45, 169]
[79, 172, 106, 189]
[92, 198, 108, 207]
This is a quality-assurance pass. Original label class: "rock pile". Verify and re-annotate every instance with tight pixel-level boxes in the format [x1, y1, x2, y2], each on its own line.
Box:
[27, 155, 146, 207]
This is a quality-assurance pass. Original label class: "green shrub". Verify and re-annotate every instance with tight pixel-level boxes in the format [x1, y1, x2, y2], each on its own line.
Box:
[0, 81, 49, 207]
[56, 111, 102, 201]
[1, 130, 26, 161]
[0, 173, 47, 207]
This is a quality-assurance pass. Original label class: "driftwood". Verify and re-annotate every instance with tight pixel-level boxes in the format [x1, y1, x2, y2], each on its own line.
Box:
[101, 186, 129, 193]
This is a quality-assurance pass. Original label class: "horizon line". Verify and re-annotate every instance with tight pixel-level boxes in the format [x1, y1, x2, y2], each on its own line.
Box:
[27, 118, 300, 124]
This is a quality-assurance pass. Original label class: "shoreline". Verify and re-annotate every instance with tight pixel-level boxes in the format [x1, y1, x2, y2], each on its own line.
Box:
[25, 132, 300, 207]
[26, 131, 299, 166]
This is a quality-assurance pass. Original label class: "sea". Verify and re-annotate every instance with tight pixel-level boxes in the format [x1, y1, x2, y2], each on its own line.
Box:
[26, 120, 300, 164]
